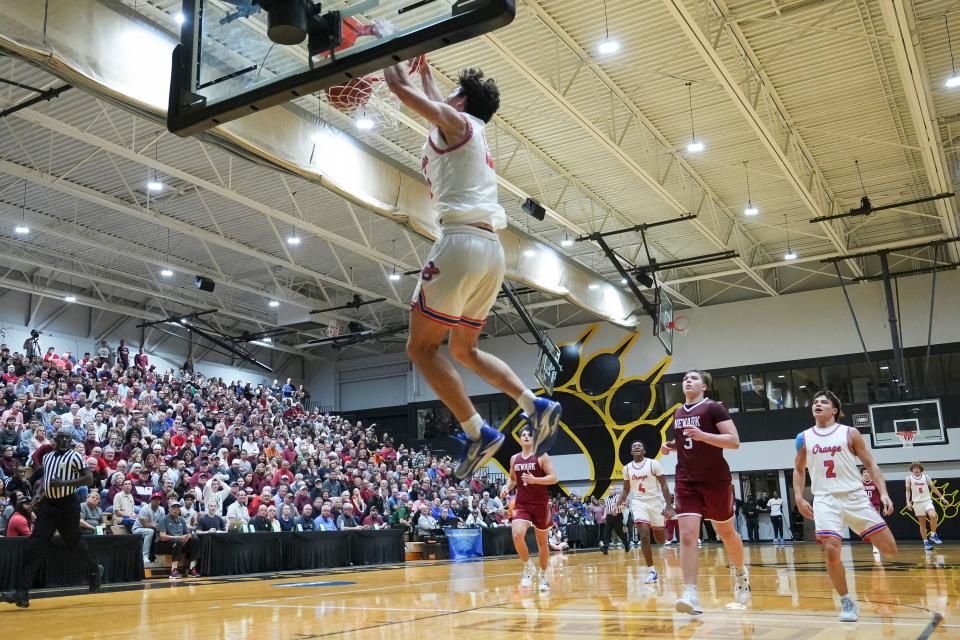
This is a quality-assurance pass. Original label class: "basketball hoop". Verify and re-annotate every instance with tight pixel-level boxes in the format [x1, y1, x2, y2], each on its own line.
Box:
[321, 19, 416, 131]
[666, 315, 689, 334]
[896, 431, 917, 447]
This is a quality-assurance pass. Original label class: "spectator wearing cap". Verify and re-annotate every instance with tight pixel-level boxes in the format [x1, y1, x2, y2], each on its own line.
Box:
[133, 492, 165, 564]
[5, 495, 32, 537]
[337, 503, 361, 530]
[132, 468, 154, 504]
[156, 501, 198, 578]
[362, 506, 385, 529]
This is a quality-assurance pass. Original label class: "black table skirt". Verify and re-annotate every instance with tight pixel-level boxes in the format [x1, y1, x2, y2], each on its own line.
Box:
[198, 530, 406, 576]
[0, 535, 144, 590]
[566, 524, 600, 548]
[482, 526, 538, 556]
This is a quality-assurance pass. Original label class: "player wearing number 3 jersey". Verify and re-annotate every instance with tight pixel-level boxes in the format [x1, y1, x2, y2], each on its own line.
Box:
[660, 370, 748, 615]
[793, 390, 897, 623]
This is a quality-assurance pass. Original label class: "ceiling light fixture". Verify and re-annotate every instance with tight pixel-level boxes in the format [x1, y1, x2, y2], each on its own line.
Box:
[356, 116, 375, 130]
[784, 213, 797, 260]
[268, 300, 280, 308]
[945, 15, 960, 88]
[175, 12, 186, 25]
[685, 82, 704, 154]
[147, 133, 164, 192]
[388, 270, 401, 281]
[146, 180, 164, 192]
[597, 0, 619, 54]
[14, 181, 29, 235]
[560, 234, 574, 247]
[523, 248, 535, 257]
[742, 161, 758, 216]
[287, 225, 301, 246]
[588, 283, 599, 290]
[64, 294, 77, 303]
[262, 337, 272, 343]
[160, 268, 174, 277]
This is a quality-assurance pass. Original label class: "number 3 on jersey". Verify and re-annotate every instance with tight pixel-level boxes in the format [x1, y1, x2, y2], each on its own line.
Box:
[823, 459, 836, 478]
[683, 435, 694, 449]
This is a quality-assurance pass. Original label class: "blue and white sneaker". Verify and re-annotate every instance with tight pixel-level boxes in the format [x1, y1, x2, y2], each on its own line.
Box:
[929, 532, 943, 545]
[452, 424, 504, 480]
[524, 397, 562, 456]
[924, 539, 934, 551]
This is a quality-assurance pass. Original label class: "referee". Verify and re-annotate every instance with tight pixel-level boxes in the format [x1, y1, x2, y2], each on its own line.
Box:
[1, 428, 103, 608]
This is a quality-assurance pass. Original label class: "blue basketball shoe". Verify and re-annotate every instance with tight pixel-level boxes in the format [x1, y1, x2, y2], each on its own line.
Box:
[929, 532, 943, 545]
[452, 424, 504, 480]
[524, 396, 562, 456]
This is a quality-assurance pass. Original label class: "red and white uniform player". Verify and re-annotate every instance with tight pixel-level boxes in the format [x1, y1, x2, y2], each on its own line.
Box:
[862, 468, 884, 556]
[793, 391, 896, 623]
[661, 370, 748, 616]
[500, 424, 557, 592]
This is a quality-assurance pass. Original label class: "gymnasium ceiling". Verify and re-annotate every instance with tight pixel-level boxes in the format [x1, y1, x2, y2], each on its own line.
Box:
[0, 0, 958, 359]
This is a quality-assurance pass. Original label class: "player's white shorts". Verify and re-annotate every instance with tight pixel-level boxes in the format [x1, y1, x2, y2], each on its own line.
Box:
[630, 497, 666, 528]
[813, 491, 887, 542]
[411, 225, 505, 330]
[912, 500, 936, 517]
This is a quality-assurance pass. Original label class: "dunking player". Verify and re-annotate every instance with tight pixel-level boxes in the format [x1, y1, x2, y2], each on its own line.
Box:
[614, 441, 674, 584]
[660, 370, 749, 614]
[793, 391, 896, 622]
[383, 58, 560, 479]
[862, 468, 883, 556]
[906, 462, 949, 550]
[499, 424, 557, 592]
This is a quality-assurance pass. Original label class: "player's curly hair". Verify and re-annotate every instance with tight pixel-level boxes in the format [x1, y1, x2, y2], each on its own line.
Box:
[458, 67, 500, 123]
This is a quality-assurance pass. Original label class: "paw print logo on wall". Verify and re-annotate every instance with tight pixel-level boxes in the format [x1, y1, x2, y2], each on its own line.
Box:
[899, 481, 959, 525]
[492, 324, 676, 497]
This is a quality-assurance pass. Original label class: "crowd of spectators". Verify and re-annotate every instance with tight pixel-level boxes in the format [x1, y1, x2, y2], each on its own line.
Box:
[0, 332, 683, 574]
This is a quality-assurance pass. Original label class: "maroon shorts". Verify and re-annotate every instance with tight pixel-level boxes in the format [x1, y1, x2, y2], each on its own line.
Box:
[513, 501, 552, 530]
[674, 479, 735, 522]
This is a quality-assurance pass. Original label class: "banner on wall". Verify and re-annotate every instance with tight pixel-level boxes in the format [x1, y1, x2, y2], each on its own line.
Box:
[444, 528, 483, 560]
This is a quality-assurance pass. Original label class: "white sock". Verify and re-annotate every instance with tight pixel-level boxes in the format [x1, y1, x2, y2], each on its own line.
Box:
[735, 566, 747, 577]
[647, 566, 654, 572]
[461, 413, 484, 440]
[684, 583, 698, 593]
[516, 389, 537, 416]
[190, 560, 197, 569]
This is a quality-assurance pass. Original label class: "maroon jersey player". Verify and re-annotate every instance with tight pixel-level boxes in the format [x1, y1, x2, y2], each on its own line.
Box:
[661, 370, 748, 615]
[862, 468, 883, 556]
[500, 424, 557, 592]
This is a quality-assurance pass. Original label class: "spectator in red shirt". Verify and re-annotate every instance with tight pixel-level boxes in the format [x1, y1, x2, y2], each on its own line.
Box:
[271, 460, 296, 487]
[6, 496, 32, 537]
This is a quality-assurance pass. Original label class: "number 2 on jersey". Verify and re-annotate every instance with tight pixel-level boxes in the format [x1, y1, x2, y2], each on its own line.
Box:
[823, 459, 836, 478]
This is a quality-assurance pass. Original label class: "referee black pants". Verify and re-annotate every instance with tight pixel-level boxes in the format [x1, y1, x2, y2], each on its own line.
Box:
[17, 495, 98, 593]
[602, 514, 630, 547]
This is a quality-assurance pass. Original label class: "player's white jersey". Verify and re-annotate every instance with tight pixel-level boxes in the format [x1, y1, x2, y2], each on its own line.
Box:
[421, 113, 506, 230]
[908, 473, 930, 503]
[804, 424, 863, 496]
[622, 458, 663, 501]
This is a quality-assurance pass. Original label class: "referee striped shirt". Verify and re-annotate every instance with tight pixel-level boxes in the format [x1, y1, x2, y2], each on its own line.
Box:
[41, 449, 86, 499]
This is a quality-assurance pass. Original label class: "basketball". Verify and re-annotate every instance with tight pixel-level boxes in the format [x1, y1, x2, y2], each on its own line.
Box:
[324, 76, 376, 113]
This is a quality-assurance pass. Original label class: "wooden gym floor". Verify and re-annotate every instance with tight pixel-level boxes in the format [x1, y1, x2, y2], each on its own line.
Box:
[1, 542, 956, 639]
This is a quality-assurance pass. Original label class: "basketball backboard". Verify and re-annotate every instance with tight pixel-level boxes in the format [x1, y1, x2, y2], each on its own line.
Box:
[867, 399, 946, 448]
[655, 292, 674, 356]
[535, 334, 560, 397]
[168, 0, 516, 136]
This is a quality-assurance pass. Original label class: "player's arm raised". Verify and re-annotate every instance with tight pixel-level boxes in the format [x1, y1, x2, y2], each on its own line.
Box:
[523, 454, 557, 486]
[849, 429, 893, 516]
[414, 55, 444, 102]
[383, 63, 467, 144]
[792, 433, 813, 519]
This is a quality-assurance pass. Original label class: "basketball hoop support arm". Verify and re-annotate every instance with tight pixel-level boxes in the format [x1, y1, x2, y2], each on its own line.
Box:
[499, 282, 561, 373]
